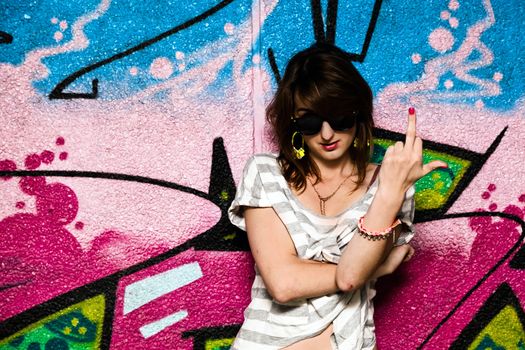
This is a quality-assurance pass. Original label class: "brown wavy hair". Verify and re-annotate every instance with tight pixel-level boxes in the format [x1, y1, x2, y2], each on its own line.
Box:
[267, 42, 374, 192]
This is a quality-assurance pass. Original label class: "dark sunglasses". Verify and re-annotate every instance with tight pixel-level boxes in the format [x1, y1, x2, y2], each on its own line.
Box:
[292, 111, 358, 136]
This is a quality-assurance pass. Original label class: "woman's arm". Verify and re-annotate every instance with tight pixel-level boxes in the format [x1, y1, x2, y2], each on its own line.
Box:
[334, 189, 404, 291]
[245, 205, 412, 303]
[244, 206, 339, 304]
[336, 110, 446, 291]
[371, 244, 415, 279]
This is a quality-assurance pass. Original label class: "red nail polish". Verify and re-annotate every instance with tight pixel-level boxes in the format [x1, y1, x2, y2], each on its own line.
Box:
[409, 107, 415, 115]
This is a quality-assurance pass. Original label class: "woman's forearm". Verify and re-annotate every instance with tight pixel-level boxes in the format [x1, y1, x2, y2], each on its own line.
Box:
[245, 207, 342, 303]
[336, 187, 405, 291]
[269, 258, 339, 304]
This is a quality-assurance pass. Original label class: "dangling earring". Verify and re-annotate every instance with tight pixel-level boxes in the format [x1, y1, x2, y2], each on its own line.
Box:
[292, 131, 305, 159]
[353, 138, 370, 148]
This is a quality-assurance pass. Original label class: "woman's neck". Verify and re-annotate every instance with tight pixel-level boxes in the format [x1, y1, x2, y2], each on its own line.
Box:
[309, 155, 355, 182]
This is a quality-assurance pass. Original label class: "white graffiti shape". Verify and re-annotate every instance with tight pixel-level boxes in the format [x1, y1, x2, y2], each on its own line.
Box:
[123, 261, 203, 314]
[381, 0, 499, 105]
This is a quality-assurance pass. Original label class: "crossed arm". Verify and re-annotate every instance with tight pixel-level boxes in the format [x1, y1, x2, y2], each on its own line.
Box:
[244, 189, 410, 304]
[244, 110, 445, 304]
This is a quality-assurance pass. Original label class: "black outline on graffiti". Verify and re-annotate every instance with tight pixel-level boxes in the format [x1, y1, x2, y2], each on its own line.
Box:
[310, 0, 380, 58]
[373, 127, 507, 223]
[47, 0, 383, 99]
[0, 31, 13, 44]
[0, 138, 247, 348]
[267, 0, 384, 84]
[450, 282, 525, 349]
[182, 324, 241, 349]
[0, 169, 208, 197]
[417, 211, 525, 349]
[267, 47, 281, 84]
[48, 0, 236, 99]
[510, 237, 525, 269]
[0, 128, 516, 348]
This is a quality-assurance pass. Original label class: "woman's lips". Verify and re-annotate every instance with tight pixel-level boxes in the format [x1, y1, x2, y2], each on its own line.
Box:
[321, 141, 338, 151]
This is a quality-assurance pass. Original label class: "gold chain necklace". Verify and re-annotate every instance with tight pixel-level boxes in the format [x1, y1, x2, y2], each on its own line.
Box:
[308, 172, 353, 216]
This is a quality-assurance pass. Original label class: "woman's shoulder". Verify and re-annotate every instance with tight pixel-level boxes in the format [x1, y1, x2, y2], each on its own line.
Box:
[244, 153, 280, 173]
[250, 153, 279, 163]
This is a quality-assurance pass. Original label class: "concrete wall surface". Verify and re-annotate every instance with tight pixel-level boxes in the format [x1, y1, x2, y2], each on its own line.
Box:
[1, 0, 524, 348]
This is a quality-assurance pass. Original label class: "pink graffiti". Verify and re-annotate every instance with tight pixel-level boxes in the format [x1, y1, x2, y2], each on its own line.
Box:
[0, 138, 220, 321]
[56, 136, 65, 146]
[40, 150, 55, 164]
[374, 186, 525, 348]
[111, 249, 253, 349]
[1, 173, 84, 312]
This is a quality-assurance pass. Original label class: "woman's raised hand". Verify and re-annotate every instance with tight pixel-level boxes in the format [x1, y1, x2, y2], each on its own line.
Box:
[378, 108, 447, 197]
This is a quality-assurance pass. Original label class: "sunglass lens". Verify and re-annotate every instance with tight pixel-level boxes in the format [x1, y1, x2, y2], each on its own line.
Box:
[329, 116, 356, 131]
[296, 113, 323, 135]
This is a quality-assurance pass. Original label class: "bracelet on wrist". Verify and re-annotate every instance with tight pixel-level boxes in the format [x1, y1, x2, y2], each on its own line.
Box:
[357, 216, 402, 241]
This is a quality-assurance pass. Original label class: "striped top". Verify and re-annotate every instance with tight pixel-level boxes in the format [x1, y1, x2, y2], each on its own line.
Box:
[228, 154, 415, 349]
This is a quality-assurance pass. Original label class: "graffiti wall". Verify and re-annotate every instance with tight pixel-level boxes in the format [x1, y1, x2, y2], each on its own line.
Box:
[1, 0, 524, 349]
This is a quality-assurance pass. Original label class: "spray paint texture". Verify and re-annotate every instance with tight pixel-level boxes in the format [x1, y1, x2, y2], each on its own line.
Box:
[1, 0, 525, 348]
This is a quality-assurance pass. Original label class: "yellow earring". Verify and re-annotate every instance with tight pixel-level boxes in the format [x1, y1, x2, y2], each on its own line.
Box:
[353, 138, 370, 148]
[292, 131, 305, 159]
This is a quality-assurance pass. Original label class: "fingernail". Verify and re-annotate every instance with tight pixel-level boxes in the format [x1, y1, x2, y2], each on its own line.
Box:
[409, 107, 415, 115]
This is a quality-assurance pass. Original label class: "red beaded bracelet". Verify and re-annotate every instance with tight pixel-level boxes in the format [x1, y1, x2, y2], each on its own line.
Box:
[357, 216, 402, 241]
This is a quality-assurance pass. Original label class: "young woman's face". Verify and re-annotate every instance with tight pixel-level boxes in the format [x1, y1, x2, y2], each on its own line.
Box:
[293, 96, 357, 164]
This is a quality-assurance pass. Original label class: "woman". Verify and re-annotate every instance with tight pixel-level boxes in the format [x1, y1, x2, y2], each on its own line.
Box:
[228, 43, 446, 349]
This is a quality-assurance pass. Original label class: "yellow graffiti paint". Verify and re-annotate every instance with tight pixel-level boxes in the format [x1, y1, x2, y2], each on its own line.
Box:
[81, 294, 105, 323]
[373, 139, 470, 211]
[0, 294, 105, 350]
[414, 189, 446, 210]
[205, 337, 235, 350]
[223, 233, 237, 240]
[468, 305, 525, 350]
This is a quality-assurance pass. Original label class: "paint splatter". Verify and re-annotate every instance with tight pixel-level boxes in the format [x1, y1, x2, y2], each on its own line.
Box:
[150, 57, 174, 80]
[428, 27, 455, 53]
[59, 152, 68, 160]
[54, 31, 64, 42]
[441, 10, 451, 20]
[0, 160, 17, 180]
[40, 150, 55, 164]
[224, 22, 235, 35]
[24, 153, 41, 170]
[493, 72, 503, 82]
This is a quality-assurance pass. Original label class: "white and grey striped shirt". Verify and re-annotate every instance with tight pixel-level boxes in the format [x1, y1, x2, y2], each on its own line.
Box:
[228, 154, 415, 349]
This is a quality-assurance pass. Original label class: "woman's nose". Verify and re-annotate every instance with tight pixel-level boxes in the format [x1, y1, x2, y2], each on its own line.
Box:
[320, 121, 335, 140]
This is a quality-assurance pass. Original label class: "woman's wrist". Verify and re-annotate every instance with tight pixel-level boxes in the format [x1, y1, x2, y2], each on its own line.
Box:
[374, 186, 405, 210]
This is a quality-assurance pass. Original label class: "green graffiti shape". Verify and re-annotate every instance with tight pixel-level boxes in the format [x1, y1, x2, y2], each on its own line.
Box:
[371, 139, 469, 211]
[0, 295, 105, 350]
